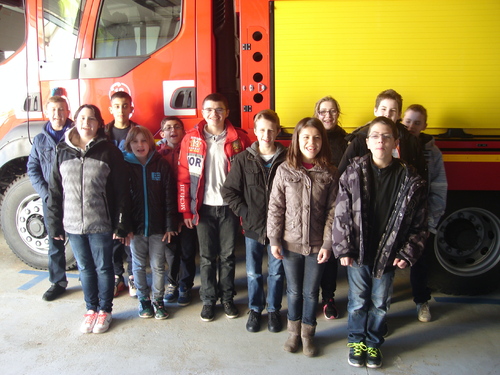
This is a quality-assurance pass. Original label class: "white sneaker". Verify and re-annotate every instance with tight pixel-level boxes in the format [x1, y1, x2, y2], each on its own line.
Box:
[417, 302, 431, 322]
[92, 311, 112, 333]
[80, 310, 98, 333]
[128, 277, 137, 298]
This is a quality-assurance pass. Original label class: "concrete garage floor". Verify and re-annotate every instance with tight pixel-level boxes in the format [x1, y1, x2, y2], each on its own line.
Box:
[1, 232, 499, 375]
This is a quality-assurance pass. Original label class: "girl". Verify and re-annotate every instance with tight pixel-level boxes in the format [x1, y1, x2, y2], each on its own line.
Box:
[267, 117, 339, 357]
[124, 126, 178, 319]
[47, 104, 130, 334]
[313, 96, 348, 320]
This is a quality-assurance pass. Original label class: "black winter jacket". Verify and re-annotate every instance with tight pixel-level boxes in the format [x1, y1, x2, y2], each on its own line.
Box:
[338, 120, 428, 180]
[124, 151, 178, 236]
[221, 142, 287, 244]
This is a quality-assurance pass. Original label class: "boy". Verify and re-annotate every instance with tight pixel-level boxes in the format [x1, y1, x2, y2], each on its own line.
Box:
[332, 117, 428, 368]
[27, 96, 73, 301]
[178, 93, 250, 322]
[105, 91, 138, 297]
[403, 104, 448, 322]
[338, 89, 427, 180]
[222, 109, 286, 333]
[158, 116, 198, 306]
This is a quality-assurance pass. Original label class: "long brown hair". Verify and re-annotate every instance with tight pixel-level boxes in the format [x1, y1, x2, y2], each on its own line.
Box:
[286, 117, 334, 172]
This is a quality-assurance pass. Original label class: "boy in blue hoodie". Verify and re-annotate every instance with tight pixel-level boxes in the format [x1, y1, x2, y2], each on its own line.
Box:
[27, 96, 72, 301]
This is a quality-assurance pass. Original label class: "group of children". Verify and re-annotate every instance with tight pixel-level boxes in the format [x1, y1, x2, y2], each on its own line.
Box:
[27, 89, 446, 369]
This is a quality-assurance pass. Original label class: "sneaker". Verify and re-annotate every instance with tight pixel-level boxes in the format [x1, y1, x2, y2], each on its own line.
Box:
[366, 347, 383, 368]
[42, 284, 66, 301]
[223, 301, 239, 319]
[417, 302, 432, 322]
[80, 310, 98, 334]
[139, 298, 154, 318]
[128, 277, 137, 298]
[347, 342, 367, 367]
[93, 311, 112, 333]
[164, 284, 179, 303]
[153, 300, 169, 320]
[268, 311, 283, 333]
[177, 287, 192, 306]
[114, 276, 125, 297]
[323, 298, 339, 319]
[246, 310, 261, 332]
[201, 304, 215, 322]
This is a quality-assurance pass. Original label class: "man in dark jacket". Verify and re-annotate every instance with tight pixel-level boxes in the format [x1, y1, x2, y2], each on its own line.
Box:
[332, 117, 428, 369]
[27, 96, 72, 301]
[222, 109, 286, 333]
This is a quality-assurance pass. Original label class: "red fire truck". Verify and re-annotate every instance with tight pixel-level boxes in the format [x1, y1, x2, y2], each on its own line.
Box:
[0, 0, 499, 295]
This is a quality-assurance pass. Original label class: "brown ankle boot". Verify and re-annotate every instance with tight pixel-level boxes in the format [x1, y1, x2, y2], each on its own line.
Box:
[284, 319, 301, 353]
[301, 323, 317, 357]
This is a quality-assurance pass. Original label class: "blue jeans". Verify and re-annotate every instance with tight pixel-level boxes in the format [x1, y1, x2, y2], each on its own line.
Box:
[131, 234, 167, 300]
[282, 249, 325, 326]
[42, 201, 67, 287]
[196, 205, 238, 304]
[347, 263, 395, 348]
[245, 237, 284, 313]
[68, 232, 114, 312]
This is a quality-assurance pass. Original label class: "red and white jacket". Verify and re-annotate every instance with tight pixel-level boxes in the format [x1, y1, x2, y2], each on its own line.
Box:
[177, 119, 250, 224]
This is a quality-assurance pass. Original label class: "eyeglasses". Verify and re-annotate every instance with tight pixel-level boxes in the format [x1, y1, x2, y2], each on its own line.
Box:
[163, 125, 183, 131]
[202, 108, 226, 114]
[317, 109, 338, 117]
[367, 133, 394, 141]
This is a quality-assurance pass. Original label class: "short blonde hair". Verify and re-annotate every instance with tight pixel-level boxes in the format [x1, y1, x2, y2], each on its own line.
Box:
[45, 95, 69, 110]
[124, 126, 156, 153]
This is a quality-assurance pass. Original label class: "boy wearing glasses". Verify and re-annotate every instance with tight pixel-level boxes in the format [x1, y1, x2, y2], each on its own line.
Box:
[178, 93, 250, 321]
[158, 116, 198, 306]
[332, 117, 428, 368]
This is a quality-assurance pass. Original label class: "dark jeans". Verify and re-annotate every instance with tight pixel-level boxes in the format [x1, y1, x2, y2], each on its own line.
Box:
[165, 226, 197, 290]
[196, 204, 238, 305]
[112, 240, 132, 278]
[68, 232, 114, 312]
[347, 263, 394, 348]
[42, 201, 67, 287]
[320, 255, 338, 301]
[282, 249, 325, 326]
[410, 233, 432, 304]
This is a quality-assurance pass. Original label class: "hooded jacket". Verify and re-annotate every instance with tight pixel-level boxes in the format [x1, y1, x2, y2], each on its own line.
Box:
[332, 154, 428, 278]
[221, 141, 287, 244]
[27, 119, 73, 202]
[419, 133, 447, 232]
[46, 128, 131, 238]
[124, 150, 178, 236]
[267, 161, 339, 255]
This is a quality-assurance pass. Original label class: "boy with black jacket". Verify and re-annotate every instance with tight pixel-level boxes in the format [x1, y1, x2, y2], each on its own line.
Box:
[222, 109, 286, 333]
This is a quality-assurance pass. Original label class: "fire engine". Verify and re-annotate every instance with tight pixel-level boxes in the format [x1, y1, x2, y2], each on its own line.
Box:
[0, 0, 499, 295]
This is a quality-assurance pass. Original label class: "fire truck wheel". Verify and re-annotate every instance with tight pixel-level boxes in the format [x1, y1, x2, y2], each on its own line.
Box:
[428, 206, 500, 295]
[0, 174, 76, 270]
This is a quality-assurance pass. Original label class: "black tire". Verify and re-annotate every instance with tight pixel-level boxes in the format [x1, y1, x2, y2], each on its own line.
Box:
[428, 191, 500, 295]
[0, 174, 76, 270]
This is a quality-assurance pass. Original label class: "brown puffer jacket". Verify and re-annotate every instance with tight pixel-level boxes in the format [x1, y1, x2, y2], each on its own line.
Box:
[267, 161, 339, 255]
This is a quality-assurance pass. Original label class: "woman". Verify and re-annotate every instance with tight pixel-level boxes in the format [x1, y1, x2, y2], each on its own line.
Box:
[47, 104, 130, 334]
[313, 95, 348, 319]
[267, 117, 339, 357]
